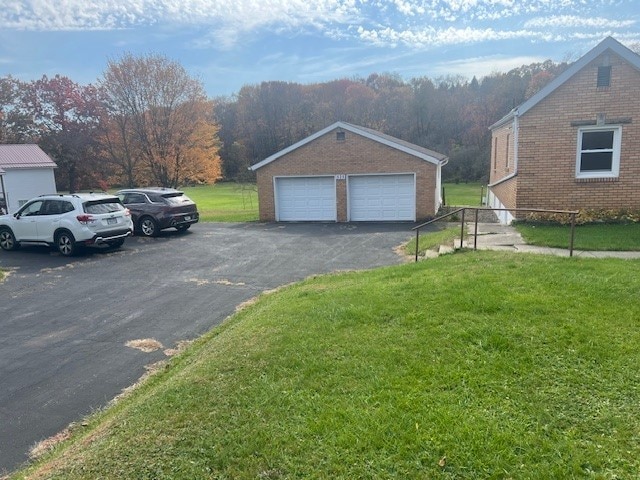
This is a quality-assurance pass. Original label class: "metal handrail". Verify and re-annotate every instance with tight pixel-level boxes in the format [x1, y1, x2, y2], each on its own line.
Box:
[412, 207, 580, 262]
[411, 208, 464, 262]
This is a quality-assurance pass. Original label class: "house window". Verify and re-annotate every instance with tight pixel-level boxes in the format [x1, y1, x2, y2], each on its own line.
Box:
[493, 137, 498, 170]
[336, 131, 345, 141]
[597, 66, 611, 87]
[576, 126, 621, 178]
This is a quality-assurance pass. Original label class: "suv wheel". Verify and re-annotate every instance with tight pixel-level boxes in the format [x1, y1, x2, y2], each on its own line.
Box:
[56, 231, 77, 256]
[0, 227, 19, 251]
[139, 217, 159, 237]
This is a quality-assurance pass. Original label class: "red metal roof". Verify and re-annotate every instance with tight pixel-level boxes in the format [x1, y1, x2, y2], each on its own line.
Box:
[0, 144, 57, 170]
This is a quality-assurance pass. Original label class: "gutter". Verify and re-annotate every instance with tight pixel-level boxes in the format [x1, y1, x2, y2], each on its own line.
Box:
[488, 171, 517, 188]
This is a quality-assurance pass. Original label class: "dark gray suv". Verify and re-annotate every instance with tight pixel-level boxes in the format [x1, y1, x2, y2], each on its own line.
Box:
[117, 188, 199, 237]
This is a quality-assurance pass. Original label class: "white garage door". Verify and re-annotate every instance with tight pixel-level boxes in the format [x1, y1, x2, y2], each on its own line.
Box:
[275, 176, 336, 221]
[349, 174, 415, 221]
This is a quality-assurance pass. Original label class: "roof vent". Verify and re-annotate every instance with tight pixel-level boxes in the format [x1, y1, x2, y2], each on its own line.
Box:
[597, 65, 611, 87]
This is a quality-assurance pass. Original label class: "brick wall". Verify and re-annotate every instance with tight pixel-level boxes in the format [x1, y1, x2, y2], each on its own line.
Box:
[489, 122, 516, 185]
[255, 128, 439, 221]
[517, 51, 640, 211]
[490, 176, 517, 210]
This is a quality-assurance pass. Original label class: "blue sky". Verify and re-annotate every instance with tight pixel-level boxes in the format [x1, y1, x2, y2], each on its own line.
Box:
[1, 0, 639, 97]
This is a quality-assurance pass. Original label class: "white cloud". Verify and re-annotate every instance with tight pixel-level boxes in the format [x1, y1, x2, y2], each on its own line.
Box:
[433, 54, 548, 78]
[525, 15, 636, 29]
[1, 0, 637, 51]
[0, 0, 360, 32]
[357, 25, 557, 48]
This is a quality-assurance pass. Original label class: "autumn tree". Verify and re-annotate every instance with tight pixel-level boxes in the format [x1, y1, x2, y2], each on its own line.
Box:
[0, 76, 35, 143]
[100, 53, 221, 187]
[214, 59, 570, 184]
[26, 75, 103, 192]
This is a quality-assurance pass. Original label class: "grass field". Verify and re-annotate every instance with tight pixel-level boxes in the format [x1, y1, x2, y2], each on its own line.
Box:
[516, 222, 640, 251]
[15, 252, 640, 479]
[179, 182, 485, 223]
[182, 183, 259, 222]
[441, 182, 485, 206]
[405, 225, 460, 257]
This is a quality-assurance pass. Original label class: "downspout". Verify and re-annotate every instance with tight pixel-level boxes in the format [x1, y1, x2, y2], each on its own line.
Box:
[437, 157, 449, 211]
[0, 173, 7, 214]
[513, 113, 519, 174]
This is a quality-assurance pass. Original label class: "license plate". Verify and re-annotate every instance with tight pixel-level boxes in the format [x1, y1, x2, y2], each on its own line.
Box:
[184, 216, 191, 221]
[107, 218, 117, 225]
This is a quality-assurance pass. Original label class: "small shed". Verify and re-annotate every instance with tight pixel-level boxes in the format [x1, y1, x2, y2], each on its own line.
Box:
[249, 122, 448, 222]
[0, 144, 57, 214]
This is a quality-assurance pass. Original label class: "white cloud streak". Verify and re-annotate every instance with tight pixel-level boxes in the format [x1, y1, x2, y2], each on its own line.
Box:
[524, 15, 636, 29]
[0, 0, 359, 31]
[0, 0, 636, 51]
[433, 54, 548, 78]
[356, 26, 557, 48]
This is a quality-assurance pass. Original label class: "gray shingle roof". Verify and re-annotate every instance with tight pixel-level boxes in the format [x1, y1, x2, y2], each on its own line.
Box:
[0, 144, 57, 169]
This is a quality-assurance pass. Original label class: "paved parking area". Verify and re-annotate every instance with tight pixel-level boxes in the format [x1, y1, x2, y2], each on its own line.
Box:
[0, 222, 418, 474]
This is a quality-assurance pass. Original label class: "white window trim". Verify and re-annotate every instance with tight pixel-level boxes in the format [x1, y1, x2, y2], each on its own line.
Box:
[575, 125, 621, 179]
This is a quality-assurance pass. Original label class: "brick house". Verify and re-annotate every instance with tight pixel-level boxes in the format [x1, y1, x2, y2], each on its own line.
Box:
[249, 121, 448, 222]
[487, 37, 640, 224]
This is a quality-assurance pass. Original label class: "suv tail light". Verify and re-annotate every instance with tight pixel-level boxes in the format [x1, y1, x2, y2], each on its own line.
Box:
[124, 208, 131, 217]
[76, 214, 96, 225]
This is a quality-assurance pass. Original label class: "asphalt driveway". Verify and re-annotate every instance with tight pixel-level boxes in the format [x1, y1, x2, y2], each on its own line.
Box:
[0, 222, 420, 474]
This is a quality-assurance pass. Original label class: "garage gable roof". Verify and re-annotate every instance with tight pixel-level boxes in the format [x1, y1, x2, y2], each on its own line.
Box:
[249, 121, 448, 171]
[490, 36, 640, 129]
[0, 144, 57, 169]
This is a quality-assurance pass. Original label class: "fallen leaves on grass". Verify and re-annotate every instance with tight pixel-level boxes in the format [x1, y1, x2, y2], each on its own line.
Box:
[125, 338, 163, 353]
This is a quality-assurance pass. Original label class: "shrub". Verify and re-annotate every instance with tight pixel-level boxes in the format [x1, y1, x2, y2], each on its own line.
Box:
[521, 209, 640, 226]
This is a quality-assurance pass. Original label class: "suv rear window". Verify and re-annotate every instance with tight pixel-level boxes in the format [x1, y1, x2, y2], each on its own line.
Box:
[162, 193, 192, 205]
[84, 199, 125, 214]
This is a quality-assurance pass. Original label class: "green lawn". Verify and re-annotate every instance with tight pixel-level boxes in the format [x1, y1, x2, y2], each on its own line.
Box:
[181, 182, 484, 222]
[178, 182, 483, 222]
[182, 183, 259, 222]
[442, 182, 485, 206]
[516, 222, 640, 251]
[405, 225, 460, 257]
[15, 252, 640, 479]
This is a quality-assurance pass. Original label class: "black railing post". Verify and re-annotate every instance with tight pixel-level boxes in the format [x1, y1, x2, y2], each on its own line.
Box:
[460, 208, 466, 249]
[415, 229, 419, 263]
[474, 208, 479, 251]
[569, 212, 576, 257]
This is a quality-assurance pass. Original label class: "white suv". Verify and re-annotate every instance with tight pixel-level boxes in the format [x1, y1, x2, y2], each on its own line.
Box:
[0, 193, 134, 256]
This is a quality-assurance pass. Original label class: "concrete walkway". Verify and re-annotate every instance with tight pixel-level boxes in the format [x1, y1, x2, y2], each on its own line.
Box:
[465, 223, 640, 259]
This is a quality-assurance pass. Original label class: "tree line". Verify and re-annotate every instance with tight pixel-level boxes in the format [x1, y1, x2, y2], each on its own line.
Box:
[0, 53, 572, 191]
[0, 54, 221, 192]
[214, 63, 570, 184]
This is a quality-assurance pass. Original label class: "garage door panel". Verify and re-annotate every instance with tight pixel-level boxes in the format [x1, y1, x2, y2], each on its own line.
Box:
[349, 174, 415, 221]
[276, 177, 336, 221]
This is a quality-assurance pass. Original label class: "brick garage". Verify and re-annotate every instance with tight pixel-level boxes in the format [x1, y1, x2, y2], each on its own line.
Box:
[249, 122, 448, 222]
[488, 37, 640, 223]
